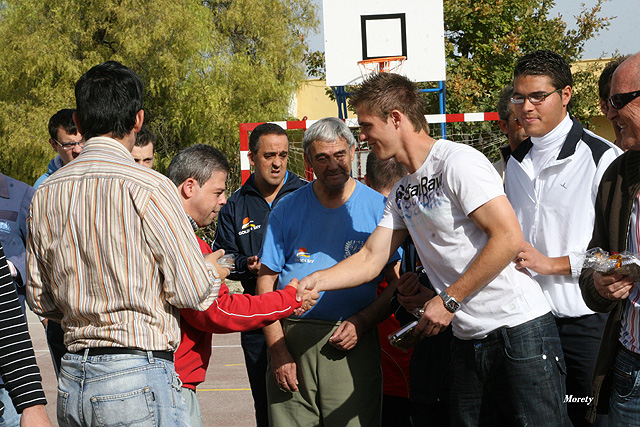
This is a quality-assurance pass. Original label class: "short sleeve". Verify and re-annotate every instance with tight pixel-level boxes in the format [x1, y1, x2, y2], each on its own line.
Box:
[444, 148, 505, 216]
[378, 187, 408, 231]
[258, 208, 286, 273]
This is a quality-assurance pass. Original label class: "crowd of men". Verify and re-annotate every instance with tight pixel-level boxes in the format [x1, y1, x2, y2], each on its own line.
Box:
[0, 48, 636, 427]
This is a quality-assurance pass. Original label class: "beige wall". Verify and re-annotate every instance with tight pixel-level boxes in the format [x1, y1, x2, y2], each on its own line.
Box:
[293, 79, 355, 120]
[591, 115, 617, 143]
[573, 58, 617, 143]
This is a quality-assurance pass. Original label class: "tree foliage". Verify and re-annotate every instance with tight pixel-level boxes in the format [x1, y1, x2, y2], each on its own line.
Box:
[442, 0, 609, 121]
[0, 0, 318, 185]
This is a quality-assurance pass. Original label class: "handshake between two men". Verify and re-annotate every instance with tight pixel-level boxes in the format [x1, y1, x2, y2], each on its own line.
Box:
[205, 250, 320, 314]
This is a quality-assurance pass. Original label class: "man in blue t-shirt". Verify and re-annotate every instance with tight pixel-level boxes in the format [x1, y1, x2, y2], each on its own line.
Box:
[257, 117, 399, 427]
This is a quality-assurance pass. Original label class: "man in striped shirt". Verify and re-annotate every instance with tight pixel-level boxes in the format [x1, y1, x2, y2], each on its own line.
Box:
[26, 61, 224, 426]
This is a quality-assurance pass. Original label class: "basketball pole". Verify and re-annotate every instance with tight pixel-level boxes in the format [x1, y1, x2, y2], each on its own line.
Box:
[331, 80, 448, 140]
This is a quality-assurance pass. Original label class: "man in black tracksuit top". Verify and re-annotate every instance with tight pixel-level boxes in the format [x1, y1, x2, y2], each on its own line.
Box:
[213, 123, 306, 427]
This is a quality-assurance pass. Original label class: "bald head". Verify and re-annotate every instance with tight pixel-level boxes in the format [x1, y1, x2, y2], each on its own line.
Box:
[608, 52, 640, 150]
[612, 53, 640, 90]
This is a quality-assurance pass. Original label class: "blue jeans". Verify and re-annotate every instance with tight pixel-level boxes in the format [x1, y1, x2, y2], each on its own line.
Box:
[57, 350, 189, 427]
[449, 312, 570, 427]
[0, 388, 20, 427]
[609, 345, 640, 425]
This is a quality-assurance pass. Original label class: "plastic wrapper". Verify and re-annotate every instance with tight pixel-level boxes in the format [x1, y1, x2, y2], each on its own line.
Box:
[583, 248, 640, 280]
[388, 308, 426, 351]
[217, 254, 236, 270]
[388, 321, 421, 352]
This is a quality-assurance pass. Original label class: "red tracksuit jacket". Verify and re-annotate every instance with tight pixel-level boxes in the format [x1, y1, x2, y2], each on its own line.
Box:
[175, 237, 300, 390]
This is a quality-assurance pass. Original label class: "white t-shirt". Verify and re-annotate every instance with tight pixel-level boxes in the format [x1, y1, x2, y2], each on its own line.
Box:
[379, 140, 551, 339]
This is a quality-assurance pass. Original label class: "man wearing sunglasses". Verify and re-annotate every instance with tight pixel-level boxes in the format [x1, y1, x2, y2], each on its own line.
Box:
[505, 50, 622, 427]
[34, 109, 84, 188]
[580, 52, 640, 425]
[598, 56, 629, 151]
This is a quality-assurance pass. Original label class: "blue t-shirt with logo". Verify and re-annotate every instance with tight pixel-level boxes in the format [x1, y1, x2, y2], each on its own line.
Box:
[259, 181, 397, 321]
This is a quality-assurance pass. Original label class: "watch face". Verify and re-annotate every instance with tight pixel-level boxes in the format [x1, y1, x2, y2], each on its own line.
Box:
[441, 292, 460, 313]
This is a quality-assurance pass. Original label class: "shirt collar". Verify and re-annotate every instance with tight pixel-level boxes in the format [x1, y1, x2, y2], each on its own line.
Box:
[186, 215, 199, 232]
[80, 136, 135, 161]
[511, 115, 582, 163]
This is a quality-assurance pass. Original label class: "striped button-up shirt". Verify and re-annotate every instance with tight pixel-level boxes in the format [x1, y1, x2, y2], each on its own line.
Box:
[26, 137, 220, 352]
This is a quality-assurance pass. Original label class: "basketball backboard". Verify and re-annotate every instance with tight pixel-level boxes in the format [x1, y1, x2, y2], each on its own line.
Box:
[323, 0, 446, 86]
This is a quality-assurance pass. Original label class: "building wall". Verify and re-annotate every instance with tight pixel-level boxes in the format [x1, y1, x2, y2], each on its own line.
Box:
[294, 79, 355, 120]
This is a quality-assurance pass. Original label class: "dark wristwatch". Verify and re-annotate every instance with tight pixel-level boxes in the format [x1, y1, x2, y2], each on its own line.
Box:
[439, 290, 461, 313]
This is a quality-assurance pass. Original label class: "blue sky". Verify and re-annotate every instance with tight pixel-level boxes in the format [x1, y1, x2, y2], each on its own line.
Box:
[552, 0, 637, 58]
[308, 0, 638, 60]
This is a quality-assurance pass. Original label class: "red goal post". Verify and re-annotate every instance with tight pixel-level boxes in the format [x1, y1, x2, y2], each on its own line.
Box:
[238, 112, 501, 185]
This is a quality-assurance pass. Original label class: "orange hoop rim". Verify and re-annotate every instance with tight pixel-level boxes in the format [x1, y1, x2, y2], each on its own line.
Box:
[357, 56, 406, 66]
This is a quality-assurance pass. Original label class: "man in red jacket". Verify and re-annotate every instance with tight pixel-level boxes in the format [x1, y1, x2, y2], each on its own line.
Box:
[167, 144, 318, 427]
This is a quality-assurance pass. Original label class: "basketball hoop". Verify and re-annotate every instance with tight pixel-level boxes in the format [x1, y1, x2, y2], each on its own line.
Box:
[357, 56, 406, 80]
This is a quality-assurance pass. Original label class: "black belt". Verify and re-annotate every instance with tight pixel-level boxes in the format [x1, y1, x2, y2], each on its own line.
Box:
[74, 347, 173, 362]
[619, 343, 640, 361]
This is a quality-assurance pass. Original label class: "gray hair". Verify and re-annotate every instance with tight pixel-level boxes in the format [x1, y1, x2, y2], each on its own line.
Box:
[302, 117, 356, 156]
[167, 144, 230, 187]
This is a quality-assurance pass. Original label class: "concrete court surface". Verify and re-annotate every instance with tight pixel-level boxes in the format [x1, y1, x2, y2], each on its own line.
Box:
[26, 309, 259, 427]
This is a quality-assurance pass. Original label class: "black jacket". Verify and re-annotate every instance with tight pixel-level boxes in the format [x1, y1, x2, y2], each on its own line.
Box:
[213, 173, 307, 295]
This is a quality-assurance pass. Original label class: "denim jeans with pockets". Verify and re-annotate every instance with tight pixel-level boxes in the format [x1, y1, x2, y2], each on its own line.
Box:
[609, 345, 640, 425]
[449, 312, 570, 427]
[57, 350, 189, 427]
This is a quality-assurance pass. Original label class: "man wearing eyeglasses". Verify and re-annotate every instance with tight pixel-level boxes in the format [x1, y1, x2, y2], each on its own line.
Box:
[33, 109, 86, 380]
[34, 109, 84, 188]
[580, 52, 640, 425]
[505, 50, 622, 427]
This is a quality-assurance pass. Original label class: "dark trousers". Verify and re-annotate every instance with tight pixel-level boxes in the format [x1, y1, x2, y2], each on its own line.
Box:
[556, 312, 608, 427]
[46, 320, 66, 377]
[382, 394, 412, 427]
[409, 326, 453, 427]
[240, 329, 269, 427]
[449, 312, 570, 427]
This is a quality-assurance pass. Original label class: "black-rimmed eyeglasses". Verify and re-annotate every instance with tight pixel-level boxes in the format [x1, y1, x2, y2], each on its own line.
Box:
[53, 139, 85, 150]
[609, 90, 640, 110]
[510, 88, 563, 105]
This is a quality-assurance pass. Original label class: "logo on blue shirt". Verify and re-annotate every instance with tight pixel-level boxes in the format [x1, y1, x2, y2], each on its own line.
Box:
[295, 247, 314, 263]
[0, 221, 10, 234]
[344, 240, 364, 258]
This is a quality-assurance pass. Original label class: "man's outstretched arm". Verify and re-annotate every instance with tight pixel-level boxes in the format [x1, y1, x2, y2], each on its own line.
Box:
[296, 226, 407, 300]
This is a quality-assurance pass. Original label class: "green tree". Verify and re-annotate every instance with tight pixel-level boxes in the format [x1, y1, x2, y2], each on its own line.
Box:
[0, 0, 318, 185]
[442, 0, 609, 121]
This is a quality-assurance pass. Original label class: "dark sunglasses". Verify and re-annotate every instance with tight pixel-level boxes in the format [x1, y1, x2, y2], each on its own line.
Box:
[609, 90, 640, 110]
